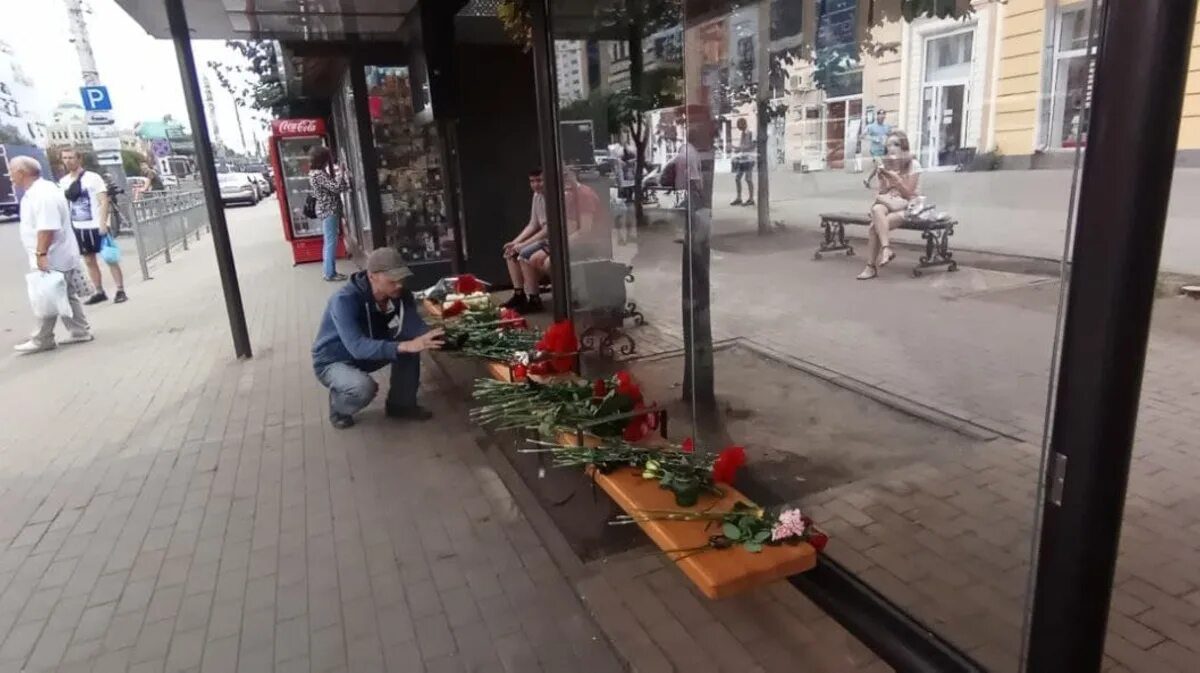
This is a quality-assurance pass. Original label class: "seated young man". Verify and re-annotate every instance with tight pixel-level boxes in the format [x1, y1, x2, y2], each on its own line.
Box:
[527, 168, 604, 279]
[312, 248, 445, 429]
[501, 169, 548, 312]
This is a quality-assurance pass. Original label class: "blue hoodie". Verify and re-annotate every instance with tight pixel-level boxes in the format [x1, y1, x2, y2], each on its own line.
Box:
[312, 271, 429, 373]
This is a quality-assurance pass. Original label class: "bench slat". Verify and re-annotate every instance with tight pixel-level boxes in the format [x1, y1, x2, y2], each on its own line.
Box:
[591, 466, 817, 599]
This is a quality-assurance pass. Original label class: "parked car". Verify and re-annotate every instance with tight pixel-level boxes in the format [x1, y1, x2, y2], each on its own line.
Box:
[248, 173, 272, 196]
[219, 173, 259, 207]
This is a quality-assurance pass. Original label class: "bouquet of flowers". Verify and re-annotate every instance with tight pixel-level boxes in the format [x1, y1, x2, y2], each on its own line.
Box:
[613, 502, 829, 554]
[521, 438, 746, 507]
[441, 307, 538, 359]
[470, 371, 653, 439]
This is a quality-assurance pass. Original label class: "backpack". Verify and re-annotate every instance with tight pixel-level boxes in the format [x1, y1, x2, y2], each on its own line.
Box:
[302, 193, 317, 219]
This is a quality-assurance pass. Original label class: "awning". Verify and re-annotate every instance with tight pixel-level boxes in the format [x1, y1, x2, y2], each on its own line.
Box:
[112, 0, 419, 41]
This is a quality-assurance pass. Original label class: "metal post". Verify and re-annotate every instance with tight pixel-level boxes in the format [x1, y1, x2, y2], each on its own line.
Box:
[529, 0, 571, 322]
[129, 198, 152, 281]
[1026, 1, 1198, 671]
[165, 0, 252, 359]
[158, 209, 172, 264]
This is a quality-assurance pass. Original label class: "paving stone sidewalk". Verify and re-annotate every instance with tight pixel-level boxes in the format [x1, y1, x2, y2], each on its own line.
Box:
[0, 204, 627, 673]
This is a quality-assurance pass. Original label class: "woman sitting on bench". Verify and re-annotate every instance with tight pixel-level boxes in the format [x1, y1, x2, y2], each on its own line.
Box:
[858, 131, 921, 280]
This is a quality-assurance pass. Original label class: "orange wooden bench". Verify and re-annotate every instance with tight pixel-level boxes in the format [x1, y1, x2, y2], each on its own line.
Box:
[590, 466, 817, 599]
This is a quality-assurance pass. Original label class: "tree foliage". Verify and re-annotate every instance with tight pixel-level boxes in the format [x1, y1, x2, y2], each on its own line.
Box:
[211, 40, 286, 115]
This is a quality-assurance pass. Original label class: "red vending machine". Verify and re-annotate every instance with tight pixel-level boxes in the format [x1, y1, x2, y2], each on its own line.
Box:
[268, 118, 346, 264]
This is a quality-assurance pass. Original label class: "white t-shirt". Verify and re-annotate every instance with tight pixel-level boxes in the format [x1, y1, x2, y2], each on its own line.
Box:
[528, 192, 547, 230]
[671, 143, 703, 191]
[58, 170, 107, 230]
[19, 178, 81, 272]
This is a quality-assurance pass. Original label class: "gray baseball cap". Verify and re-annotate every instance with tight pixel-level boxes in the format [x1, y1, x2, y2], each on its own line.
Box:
[366, 248, 413, 282]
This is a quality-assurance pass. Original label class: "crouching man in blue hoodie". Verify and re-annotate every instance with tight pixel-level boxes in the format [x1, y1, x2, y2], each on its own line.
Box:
[312, 248, 445, 429]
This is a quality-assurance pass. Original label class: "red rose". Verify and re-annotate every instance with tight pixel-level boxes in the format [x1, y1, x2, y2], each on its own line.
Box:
[512, 364, 528, 381]
[528, 361, 551, 375]
[681, 437, 694, 453]
[455, 274, 483, 294]
[442, 300, 468, 318]
[623, 418, 649, 441]
[711, 445, 746, 484]
[593, 379, 607, 398]
[499, 308, 528, 329]
[808, 531, 829, 552]
[613, 371, 643, 403]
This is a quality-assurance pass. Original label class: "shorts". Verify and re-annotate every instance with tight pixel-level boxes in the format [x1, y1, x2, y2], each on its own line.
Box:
[733, 159, 754, 176]
[517, 240, 548, 261]
[74, 228, 104, 256]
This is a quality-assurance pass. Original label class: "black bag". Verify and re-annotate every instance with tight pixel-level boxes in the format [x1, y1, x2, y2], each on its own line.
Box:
[302, 193, 317, 219]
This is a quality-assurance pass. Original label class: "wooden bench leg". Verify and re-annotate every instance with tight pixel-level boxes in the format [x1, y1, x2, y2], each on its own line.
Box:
[814, 219, 855, 260]
[912, 224, 959, 277]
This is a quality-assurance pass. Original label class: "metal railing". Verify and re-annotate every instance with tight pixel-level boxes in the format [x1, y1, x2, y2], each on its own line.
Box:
[121, 190, 209, 280]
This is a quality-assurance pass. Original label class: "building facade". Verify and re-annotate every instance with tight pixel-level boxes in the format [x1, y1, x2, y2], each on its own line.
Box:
[0, 40, 47, 146]
[555, 40, 590, 105]
[45, 102, 91, 147]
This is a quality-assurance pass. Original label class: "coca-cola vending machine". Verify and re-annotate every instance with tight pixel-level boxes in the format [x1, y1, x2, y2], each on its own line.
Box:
[269, 118, 346, 264]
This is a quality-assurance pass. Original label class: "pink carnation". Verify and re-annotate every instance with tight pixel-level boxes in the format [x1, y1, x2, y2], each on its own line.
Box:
[771, 508, 807, 542]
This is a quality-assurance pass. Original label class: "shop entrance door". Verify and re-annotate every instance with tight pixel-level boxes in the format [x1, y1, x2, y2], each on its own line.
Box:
[919, 29, 973, 168]
[918, 82, 966, 168]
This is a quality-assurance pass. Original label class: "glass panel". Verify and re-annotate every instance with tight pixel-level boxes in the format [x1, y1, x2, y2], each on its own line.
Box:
[363, 65, 450, 264]
[277, 136, 322, 237]
[678, 0, 1100, 670]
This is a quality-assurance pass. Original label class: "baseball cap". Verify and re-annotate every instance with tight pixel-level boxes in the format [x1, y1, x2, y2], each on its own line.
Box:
[366, 248, 413, 282]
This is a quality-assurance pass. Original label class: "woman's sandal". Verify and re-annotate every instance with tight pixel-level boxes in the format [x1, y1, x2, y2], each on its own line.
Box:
[856, 265, 878, 280]
[878, 246, 896, 267]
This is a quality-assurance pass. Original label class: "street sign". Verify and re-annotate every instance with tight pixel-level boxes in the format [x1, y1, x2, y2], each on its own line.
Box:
[150, 139, 171, 158]
[80, 85, 112, 111]
[92, 137, 121, 152]
[85, 110, 114, 125]
[96, 150, 121, 166]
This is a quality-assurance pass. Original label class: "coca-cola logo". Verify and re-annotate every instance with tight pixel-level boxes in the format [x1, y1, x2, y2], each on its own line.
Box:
[273, 118, 324, 137]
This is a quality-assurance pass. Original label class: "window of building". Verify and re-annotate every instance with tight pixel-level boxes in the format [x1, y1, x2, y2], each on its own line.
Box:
[1048, 3, 1096, 148]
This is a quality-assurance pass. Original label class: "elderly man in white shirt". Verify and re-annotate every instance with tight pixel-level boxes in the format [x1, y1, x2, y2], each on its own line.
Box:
[10, 155, 94, 353]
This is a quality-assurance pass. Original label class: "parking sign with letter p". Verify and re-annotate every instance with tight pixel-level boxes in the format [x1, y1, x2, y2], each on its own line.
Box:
[80, 86, 112, 112]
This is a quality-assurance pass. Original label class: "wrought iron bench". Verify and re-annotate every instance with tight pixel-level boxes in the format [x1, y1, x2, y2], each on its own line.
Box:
[813, 211, 960, 277]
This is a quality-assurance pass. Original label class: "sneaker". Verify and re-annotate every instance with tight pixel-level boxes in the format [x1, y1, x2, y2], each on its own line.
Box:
[730, 198, 743, 206]
[385, 405, 434, 421]
[500, 292, 527, 309]
[330, 413, 356, 429]
[60, 333, 94, 345]
[524, 295, 545, 314]
[324, 273, 348, 282]
[84, 291, 108, 305]
[13, 340, 54, 354]
[744, 199, 756, 206]
[113, 290, 128, 303]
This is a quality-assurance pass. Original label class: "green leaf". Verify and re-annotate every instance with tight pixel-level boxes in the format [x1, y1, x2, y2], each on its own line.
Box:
[722, 523, 742, 541]
[752, 530, 771, 544]
[744, 542, 763, 553]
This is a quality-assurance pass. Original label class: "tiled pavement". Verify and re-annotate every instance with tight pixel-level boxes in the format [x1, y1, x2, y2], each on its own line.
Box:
[0, 202, 898, 673]
[0, 205, 633, 673]
[612, 200, 1200, 672]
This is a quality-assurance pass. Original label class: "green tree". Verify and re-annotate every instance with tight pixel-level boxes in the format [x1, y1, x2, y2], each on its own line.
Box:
[121, 148, 148, 177]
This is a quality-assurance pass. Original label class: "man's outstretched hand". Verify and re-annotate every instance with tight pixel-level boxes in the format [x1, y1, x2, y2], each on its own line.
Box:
[398, 328, 445, 354]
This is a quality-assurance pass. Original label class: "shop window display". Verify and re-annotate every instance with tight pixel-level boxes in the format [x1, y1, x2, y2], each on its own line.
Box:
[364, 65, 452, 266]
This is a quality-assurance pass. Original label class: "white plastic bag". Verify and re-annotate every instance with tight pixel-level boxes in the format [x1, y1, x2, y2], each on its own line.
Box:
[26, 271, 72, 319]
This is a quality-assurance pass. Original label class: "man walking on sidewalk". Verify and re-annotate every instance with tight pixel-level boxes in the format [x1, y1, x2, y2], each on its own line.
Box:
[312, 248, 445, 429]
[10, 156, 94, 354]
[59, 148, 127, 304]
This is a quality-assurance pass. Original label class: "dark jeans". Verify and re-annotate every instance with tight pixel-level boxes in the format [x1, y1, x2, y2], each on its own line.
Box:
[315, 355, 420, 417]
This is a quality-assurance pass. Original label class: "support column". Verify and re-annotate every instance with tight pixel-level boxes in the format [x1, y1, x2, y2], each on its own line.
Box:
[164, 0, 252, 359]
[1027, 0, 1197, 670]
[529, 0, 571, 322]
